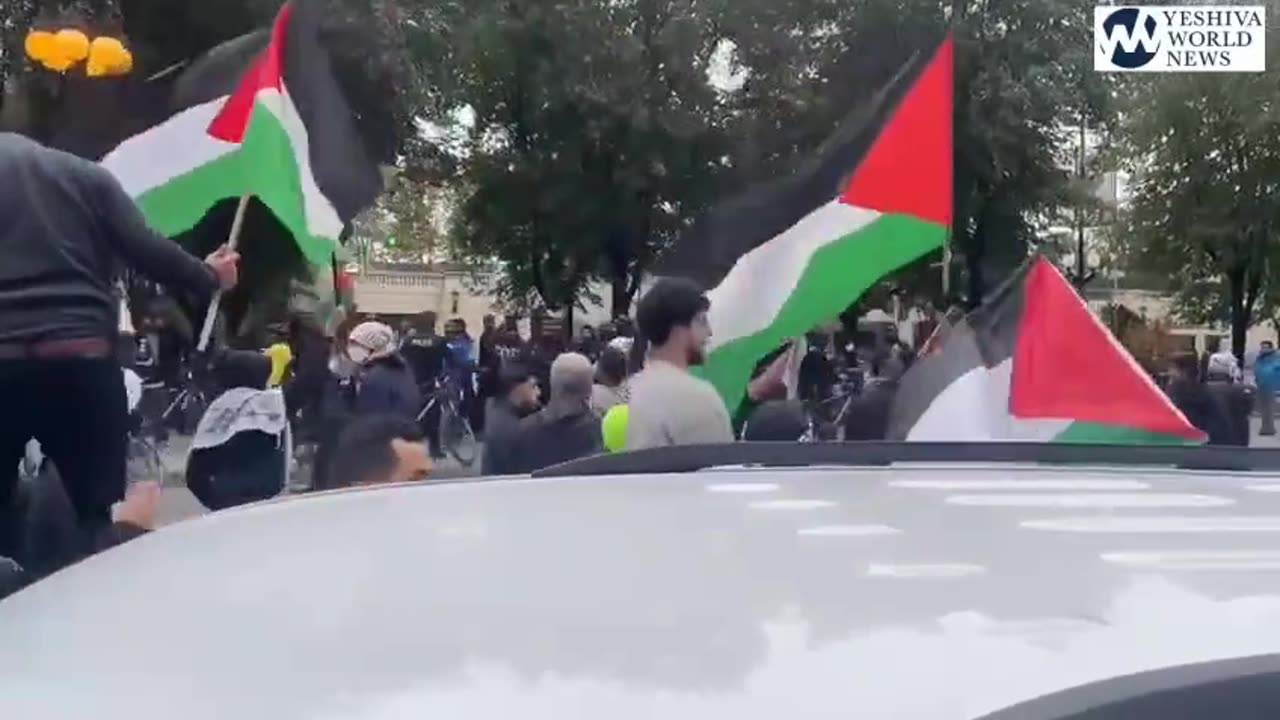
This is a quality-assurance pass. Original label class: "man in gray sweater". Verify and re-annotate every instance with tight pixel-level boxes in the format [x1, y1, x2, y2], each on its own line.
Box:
[0, 133, 239, 558]
[626, 278, 734, 449]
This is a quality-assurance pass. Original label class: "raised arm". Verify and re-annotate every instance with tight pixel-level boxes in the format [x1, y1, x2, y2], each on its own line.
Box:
[94, 168, 238, 296]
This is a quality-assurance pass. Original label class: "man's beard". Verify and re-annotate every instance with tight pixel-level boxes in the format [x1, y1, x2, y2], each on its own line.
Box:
[687, 345, 706, 366]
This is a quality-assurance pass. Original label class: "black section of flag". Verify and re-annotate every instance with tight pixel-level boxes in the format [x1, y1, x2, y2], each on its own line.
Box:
[886, 258, 1033, 439]
[170, 30, 270, 111]
[965, 258, 1032, 367]
[125, 1, 381, 224]
[54, 73, 174, 161]
[655, 46, 931, 289]
[283, 0, 382, 222]
[886, 317, 984, 441]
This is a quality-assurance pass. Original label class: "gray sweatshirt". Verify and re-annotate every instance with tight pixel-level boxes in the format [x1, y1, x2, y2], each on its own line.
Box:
[625, 360, 734, 450]
[0, 133, 218, 345]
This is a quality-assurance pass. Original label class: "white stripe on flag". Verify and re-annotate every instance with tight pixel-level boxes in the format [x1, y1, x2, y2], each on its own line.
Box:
[905, 359, 1071, 441]
[706, 201, 880, 352]
[257, 85, 345, 241]
[101, 98, 236, 197]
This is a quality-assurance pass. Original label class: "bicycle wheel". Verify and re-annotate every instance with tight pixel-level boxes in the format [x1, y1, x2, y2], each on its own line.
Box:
[127, 437, 166, 483]
[179, 392, 206, 435]
[440, 406, 478, 467]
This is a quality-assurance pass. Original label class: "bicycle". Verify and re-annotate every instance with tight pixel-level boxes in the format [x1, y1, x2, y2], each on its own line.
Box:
[129, 366, 206, 486]
[125, 427, 166, 484]
[804, 368, 863, 442]
[416, 371, 479, 467]
[16, 417, 165, 487]
[157, 364, 208, 436]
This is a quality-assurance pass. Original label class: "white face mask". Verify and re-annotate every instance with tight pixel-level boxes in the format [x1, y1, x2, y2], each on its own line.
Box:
[347, 344, 372, 365]
[329, 353, 356, 378]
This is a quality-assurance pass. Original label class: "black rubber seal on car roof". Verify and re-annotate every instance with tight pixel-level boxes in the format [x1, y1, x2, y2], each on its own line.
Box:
[533, 442, 1280, 477]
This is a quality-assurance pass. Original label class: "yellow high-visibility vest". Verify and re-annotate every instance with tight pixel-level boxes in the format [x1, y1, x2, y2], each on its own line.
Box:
[265, 342, 293, 387]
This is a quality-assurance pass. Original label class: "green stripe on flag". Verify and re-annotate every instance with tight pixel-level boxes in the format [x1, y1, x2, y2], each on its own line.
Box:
[133, 99, 336, 265]
[698, 212, 945, 407]
[1052, 421, 1203, 446]
[133, 146, 240, 240]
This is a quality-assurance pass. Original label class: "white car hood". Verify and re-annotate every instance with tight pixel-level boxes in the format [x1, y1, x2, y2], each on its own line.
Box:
[4, 466, 1280, 718]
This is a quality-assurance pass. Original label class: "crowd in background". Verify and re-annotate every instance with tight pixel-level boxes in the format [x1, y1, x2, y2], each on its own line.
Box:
[1160, 338, 1277, 447]
[6, 270, 1277, 600]
[115, 277, 928, 486]
[77, 275, 1280, 498]
[6, 274, 1279, 600]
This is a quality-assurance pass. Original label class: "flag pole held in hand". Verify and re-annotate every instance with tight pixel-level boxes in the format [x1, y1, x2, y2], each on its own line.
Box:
[197, 193, 251, 353]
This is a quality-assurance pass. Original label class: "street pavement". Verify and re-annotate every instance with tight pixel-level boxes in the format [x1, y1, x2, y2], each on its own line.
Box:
[1254, 418, 1280, 449]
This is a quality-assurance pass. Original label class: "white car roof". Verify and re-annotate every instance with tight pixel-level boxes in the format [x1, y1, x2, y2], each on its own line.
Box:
[5, 464, 1280, 718]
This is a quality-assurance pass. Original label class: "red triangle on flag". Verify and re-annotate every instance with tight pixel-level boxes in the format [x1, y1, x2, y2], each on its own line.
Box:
[206, 3, 290, 143]
[840, 36, 952, 226]
[1009, 258, 1202, 440]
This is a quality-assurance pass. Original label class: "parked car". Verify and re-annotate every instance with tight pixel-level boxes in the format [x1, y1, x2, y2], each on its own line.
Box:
[4, 443, 1280, 719]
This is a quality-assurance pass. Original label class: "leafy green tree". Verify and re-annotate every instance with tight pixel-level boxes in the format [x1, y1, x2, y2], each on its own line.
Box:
[1117, 69, 1280, 360]
[402, 0, 1110, 320]
[408, 0, 728, 317]
[714, 0, 1111, 306]
[2, 0, 415, 336]
[350, 176, 453, 264]
[0, 0, 38, 110]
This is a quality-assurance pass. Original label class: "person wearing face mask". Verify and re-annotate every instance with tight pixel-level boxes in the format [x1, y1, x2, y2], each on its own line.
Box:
[312, 321, 420, 492]
[347, 321, 422, 421]
[625, 278, 734, 450]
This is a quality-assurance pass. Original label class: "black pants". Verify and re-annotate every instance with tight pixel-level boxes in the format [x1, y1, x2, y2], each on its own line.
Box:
[419, 397, 444, 459]
[0, 357, 127, 558]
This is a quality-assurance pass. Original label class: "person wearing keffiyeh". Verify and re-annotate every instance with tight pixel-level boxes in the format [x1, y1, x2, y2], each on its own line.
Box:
[186, 351, 288, 511]
[348, 321, 422, 422]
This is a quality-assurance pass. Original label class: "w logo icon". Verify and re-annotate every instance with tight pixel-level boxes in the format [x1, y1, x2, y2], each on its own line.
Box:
[1097, 7, 1162, 69]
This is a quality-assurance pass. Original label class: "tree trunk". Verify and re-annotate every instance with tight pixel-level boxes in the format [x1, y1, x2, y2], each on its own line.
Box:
[611, 265, 644, 319]
[611, 277, 631, 319]
[964, 214, 986, 310]
[1228, 264, 1248, 362]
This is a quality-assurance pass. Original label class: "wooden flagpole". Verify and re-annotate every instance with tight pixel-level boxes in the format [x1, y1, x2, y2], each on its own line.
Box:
[196, 193, 252, 353]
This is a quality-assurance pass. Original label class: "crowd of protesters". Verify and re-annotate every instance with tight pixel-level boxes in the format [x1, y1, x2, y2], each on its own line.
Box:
[3, 129, 1278, 603]
[1159, 338, 1271, 448]
[0, 243, 936, 596]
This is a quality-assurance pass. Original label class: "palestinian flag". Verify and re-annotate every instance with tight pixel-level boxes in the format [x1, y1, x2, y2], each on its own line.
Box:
[888, 256, 1205, 445]
[99, 1, 381, 265]
[660, 37, 952, 407]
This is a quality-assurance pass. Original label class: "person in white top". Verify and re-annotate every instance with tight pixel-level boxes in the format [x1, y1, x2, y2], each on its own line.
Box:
[590, 345, 631, 416]
[625, 278, 734, 449]
[1206, 340, 1242, 383]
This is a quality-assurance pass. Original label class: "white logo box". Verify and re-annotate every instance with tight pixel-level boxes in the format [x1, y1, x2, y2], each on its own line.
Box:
[1094, 5, 1265, 72]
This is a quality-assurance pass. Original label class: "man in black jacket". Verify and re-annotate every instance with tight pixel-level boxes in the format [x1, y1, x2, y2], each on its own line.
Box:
[401, 311, 448, 458]
[501, 353, 602, 474]
[1166, 352, 1237, 445]
[480, 362, 542, 475]
[843, 360, 901, 441]
[0, 133, 239, 559]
